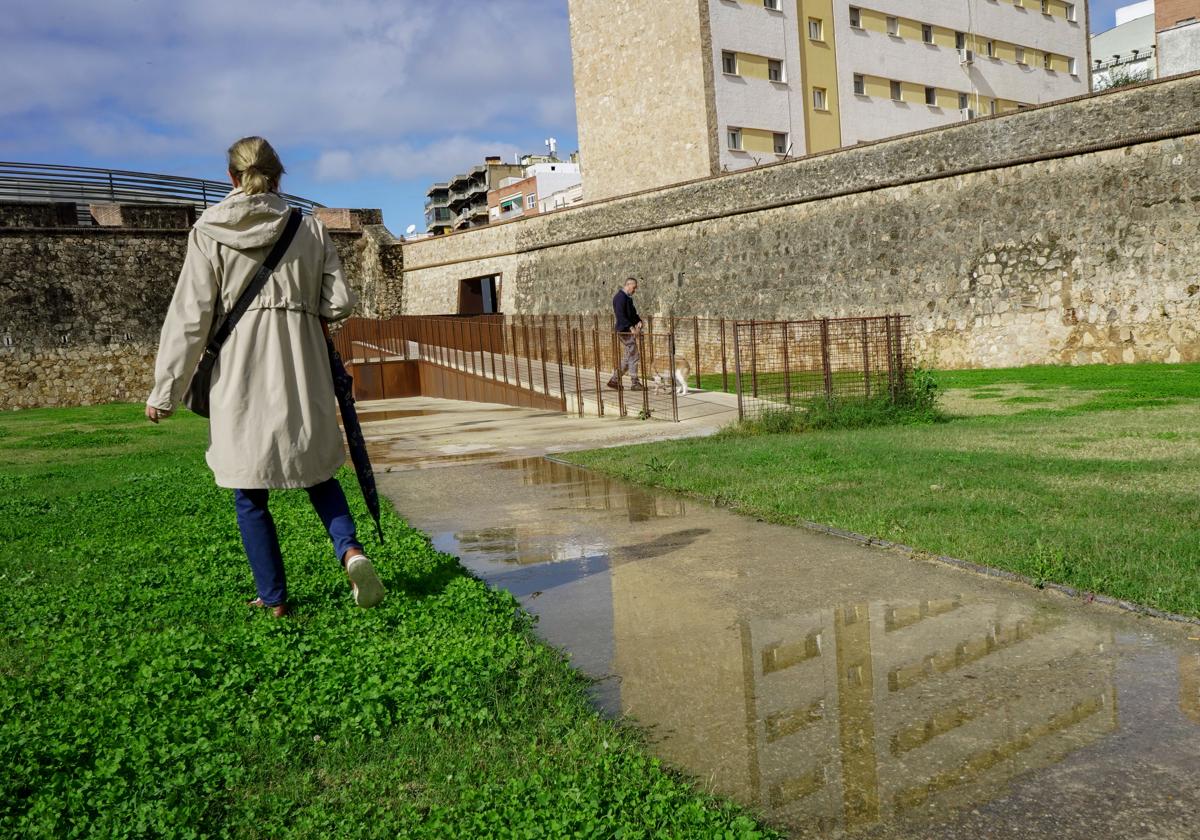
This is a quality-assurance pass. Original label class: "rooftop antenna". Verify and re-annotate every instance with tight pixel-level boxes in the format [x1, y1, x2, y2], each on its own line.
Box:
[545, 137, 558, 159]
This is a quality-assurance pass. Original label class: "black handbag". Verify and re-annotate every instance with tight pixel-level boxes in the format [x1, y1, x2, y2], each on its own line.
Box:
[184, 209, 302, 417]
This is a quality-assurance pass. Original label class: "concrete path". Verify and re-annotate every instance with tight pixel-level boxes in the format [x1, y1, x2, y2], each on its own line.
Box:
[367, 398, 1200, 839]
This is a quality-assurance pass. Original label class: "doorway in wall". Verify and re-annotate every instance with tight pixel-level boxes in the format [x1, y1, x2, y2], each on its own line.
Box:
[459, 275, 500, 314]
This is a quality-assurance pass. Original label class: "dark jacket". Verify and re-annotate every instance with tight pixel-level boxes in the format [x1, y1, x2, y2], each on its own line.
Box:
[613, 289, 641, 333]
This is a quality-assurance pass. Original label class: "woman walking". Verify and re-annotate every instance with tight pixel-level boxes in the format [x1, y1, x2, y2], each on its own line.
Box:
[146, 136, 384, 617]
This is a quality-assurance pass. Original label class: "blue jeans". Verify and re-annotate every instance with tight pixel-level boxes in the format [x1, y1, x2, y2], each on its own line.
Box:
[234, 477, 361, 607]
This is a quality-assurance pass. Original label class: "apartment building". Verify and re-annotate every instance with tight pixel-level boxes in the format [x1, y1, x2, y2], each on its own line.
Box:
[1156, 0, 1200, 75]
[569, 0, 1091, 201]
[424, 156, 524, 234]
[1091, 1, 1157, 88]
[487, 160, 583, 223]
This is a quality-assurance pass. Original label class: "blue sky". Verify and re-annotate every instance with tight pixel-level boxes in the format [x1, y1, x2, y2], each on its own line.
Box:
[3, 2, 1127, 234]
[1, 1, 577, 234]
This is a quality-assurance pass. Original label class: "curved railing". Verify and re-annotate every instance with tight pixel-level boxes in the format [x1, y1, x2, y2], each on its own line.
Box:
[0, 162, 324, 224]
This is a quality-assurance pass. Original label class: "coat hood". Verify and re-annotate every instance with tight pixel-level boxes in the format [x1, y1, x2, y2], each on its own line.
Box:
[195, 188, 292, 250]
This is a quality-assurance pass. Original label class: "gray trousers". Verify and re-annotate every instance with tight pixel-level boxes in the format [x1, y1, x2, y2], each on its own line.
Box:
[613, 333, 641, 382]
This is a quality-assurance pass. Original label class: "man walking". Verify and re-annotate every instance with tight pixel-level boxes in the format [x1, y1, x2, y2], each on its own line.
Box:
[608, 277, 643, 390]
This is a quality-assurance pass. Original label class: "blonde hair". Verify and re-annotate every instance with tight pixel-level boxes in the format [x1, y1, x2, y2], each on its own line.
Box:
[227, 136, 285, 195]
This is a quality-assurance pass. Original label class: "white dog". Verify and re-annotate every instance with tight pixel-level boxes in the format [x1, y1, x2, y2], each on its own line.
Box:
[651, 355, 692, 396]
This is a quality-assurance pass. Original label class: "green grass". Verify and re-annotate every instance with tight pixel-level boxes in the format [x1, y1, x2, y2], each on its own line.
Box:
[569, 363, 1200, 618]
[0, 404, 776, 839]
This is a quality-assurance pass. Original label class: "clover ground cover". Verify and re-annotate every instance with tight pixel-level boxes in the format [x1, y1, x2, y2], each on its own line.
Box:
[0, 404, 775, 839]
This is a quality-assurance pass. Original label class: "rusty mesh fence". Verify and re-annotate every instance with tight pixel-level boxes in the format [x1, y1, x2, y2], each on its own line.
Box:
[731, 315, 912, 420]
[331, 313, 909, 423]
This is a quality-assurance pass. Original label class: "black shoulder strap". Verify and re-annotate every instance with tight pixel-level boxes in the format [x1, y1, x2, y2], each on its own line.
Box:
[203, 208, 302, 358]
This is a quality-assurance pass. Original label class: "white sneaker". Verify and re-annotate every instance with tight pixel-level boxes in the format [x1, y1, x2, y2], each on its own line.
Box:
[346, 553, 386, 608]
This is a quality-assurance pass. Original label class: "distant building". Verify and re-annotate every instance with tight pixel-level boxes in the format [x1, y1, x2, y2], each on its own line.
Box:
[424, 156, 524, 234]
[539, 182, 585, 214]
[1092, 2, 1157, 88]
[1157, 0, 1200, 76]
[487, 161, 582, 223]
[569, 0, 1091, 202]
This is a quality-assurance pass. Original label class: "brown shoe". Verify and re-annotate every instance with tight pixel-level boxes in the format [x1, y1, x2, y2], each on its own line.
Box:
[247, 597, 289, 618]
[629, 380, 644, 391]
[606, 378, 620, 390]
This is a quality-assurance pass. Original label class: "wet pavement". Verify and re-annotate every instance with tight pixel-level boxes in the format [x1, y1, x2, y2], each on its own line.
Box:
[376, 453, 1200, 839]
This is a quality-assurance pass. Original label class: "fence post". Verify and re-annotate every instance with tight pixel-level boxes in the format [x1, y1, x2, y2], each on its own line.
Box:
[571, 329, 585, 417]
[894, 315, 907, 397]
[781, 323, 792, 406]
[523, 323, 535, 392]
[750, 319, 758, 398]
[664, 329, 677, 422]
[591, 327, 605, 417]
[539, 324, 549, 397]
[820, 318, 834, 404]
[611, 330, 626, 418]
[554, 317, 566, 410]
[885, 316, 897, 401]
[733, 322, 744, 421]
[692, 316, 702, 390]
[860, 319, 871, 398]
[498, 321, 509, 387]
[720, 317, 729, 393]
[639, 331, 651, 419]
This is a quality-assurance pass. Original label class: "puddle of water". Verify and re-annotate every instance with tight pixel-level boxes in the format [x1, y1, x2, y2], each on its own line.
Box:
[354, 409, 439, 422]
[380, 457, 1200, 839]
[366, 448, 509, 469]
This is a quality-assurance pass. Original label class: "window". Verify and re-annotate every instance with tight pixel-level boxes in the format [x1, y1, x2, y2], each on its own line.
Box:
[773, 132, 788, 154]
[1066, 2, 1076, 21]
[853, 73, 865, 95]
[1041, 0, 1049, 13]
[849, 6, 861, 28]
[922, 24, 933, 44]
[526, 194, 536, 210]
[886, 16, 899, 36]
[925, 86, 937, 105]
[985, 40, 995, 58]
[813, 87, 828, 109]
[955, 31, 966, 49]
[763, 0, 780, 9]
[768, 59, 784, 82]
[958, 92, 970, 110]
[1016, 47, 1025, 64]
[1043, 52, 1052, 69]
[722, 51, 738, 74]
[890, 80, 902, 101]
[727, 127, 742, 150]
[808, 18, 823, 40]
[1068, 56, 1077, 75]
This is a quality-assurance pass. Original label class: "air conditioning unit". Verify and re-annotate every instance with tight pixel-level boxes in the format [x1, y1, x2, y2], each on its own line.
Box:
[960, 107, 976, 121]
[959, 48, 975, 65]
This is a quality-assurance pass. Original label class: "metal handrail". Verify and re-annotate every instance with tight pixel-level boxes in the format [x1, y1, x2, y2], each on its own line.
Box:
[0, 162, 324, 224]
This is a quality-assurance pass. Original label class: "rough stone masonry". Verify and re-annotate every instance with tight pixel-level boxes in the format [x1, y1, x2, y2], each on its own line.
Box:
[0, 205, 401, 410]
[401, 71, 1200, 370]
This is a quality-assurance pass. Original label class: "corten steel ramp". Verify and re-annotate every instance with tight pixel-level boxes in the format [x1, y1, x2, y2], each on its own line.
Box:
[331, 313, 908, 423]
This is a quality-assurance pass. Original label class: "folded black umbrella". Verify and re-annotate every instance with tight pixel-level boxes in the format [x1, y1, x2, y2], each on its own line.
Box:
[324, 328, 384, 543]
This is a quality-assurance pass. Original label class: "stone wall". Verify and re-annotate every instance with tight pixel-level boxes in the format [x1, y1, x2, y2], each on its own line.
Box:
[1, 204, 402, 410]
[401, 71, 1200, 368]
[568, 0, 717, 201]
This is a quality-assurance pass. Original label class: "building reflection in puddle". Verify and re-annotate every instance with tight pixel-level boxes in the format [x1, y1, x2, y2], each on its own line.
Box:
[614, 584, 1118, 836]
[385, 457, 1198, 837]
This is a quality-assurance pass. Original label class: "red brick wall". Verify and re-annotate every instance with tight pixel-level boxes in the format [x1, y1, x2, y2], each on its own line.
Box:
[1157, 0, 1200, 31]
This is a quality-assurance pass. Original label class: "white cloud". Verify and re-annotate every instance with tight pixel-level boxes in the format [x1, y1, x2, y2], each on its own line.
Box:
[1, 0, 576, 169]
[314, 137, 523, 182]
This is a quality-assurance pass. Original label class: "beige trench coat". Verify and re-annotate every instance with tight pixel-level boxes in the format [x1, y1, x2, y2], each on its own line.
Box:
[148, 189, 357, 489]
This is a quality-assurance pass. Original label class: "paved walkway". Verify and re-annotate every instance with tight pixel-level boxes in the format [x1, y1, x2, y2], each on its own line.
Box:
[365, 398, 1200, 839]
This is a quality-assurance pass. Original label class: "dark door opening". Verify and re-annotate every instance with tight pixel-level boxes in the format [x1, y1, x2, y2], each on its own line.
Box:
[459, 275, 499, 314]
